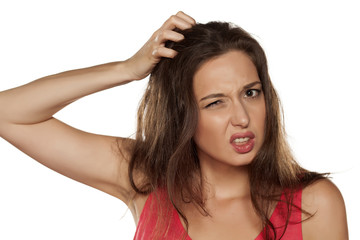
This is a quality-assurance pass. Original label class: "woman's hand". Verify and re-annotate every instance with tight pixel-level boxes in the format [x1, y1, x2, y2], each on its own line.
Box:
[0, 12, 195, 207]
[124, 11, 196, 81]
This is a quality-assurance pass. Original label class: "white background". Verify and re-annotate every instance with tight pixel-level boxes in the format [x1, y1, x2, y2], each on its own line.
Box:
[0, 0, 359, 239]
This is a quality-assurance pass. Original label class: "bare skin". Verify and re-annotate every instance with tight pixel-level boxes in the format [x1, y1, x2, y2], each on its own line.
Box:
[0, 10, 196, 222]
[184, 51, 266, 239]
[0, 12, 348, 239]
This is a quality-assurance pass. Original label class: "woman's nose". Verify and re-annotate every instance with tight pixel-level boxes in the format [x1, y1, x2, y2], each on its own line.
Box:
[230, 101, 250, 128]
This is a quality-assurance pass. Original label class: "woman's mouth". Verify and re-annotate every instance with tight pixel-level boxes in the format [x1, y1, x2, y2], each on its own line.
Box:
[230, 132, 255, 154]
[233, 137, 250, 144]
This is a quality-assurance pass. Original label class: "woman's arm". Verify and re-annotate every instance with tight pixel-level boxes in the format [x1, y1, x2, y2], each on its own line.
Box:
[0, 11, 196, 203]
[0, 61, 136, 202]
[0, 61, 132, 126]
[302, 179, 348, 240]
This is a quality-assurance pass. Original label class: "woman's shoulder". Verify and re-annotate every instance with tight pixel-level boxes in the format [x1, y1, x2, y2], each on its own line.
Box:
[302, 178, 343, 205]
[301, 178, 348, 239]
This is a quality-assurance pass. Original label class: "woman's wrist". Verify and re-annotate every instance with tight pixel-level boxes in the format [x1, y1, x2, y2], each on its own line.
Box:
[113, 60, 140, 84]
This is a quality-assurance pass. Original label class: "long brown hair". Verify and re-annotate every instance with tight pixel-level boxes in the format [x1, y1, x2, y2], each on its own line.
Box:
[128, 21, 326, 239]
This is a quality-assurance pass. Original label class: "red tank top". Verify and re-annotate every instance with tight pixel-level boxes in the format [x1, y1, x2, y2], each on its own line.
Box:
[134, 189, 302, 240]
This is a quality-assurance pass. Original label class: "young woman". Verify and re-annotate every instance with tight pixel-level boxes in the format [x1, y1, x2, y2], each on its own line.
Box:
[0, 11, 348, 239]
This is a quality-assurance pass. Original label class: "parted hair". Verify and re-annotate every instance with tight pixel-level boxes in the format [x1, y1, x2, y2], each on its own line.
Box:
[128, 21, 326, 239]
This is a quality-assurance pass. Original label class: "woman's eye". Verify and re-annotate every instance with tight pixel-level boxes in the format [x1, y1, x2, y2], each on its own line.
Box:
[245, 89, 261, 98]
[205, 100, 222, 108]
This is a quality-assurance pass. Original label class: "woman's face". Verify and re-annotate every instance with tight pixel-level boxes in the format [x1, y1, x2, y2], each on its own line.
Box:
[193, 50, 266, 169]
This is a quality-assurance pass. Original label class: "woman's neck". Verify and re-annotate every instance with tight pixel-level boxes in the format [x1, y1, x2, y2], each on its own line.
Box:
[200, 158, 251, 201]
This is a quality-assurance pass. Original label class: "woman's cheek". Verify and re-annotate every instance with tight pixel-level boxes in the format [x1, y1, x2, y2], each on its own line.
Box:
[195, 112, 228, 147]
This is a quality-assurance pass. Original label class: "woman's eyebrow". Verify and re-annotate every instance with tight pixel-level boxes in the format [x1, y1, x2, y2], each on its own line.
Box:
[199, 81, 262, 102]
[200, 93, 226, 102]
[243, 81, 262, 89]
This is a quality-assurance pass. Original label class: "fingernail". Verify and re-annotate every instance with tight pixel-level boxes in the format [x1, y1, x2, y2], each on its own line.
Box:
[152, 49, 158, 56]
[154, 35, 159, 43]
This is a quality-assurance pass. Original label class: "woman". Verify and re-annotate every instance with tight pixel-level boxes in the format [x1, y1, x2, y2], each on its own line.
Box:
[0, 11, 348, 239]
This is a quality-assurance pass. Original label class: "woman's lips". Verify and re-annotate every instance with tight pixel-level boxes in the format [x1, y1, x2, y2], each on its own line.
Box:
[230, 132, 255, 154]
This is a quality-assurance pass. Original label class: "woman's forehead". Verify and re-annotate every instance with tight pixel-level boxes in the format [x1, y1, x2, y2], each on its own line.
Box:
[193, 51, 260, 97]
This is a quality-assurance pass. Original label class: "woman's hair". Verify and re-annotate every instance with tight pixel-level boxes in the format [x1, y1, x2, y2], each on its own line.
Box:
[128, 21, 326, 239]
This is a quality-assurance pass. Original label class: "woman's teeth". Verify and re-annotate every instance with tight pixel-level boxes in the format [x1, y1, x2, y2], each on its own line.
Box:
[234, 137, 250, 144]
